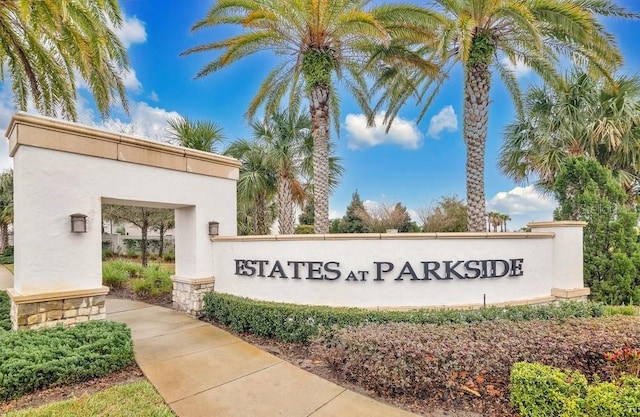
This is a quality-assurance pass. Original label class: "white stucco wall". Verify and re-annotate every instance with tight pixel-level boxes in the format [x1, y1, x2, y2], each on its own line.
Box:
[212, 233, 567, 308]
[10, 116, 238, 295]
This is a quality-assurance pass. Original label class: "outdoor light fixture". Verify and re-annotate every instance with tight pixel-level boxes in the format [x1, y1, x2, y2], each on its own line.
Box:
[208, 221, 220, 237]
[70, 213, 88, 233]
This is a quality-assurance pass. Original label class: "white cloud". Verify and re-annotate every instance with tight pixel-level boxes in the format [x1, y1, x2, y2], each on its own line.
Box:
[345, 112, 422, 150]
[101, 101, 181, 142]
[122, 68, 142, 93]
[487, 185, 557, 230]
[501, 57, 531, 78]
[148, 91, 159, 102]
[427, 105, 458, 139]
[363, 200, 380, 212]
[112, 15, 147, 48]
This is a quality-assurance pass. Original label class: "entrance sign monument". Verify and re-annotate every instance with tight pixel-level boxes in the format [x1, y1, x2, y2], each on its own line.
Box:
[5, 114, 589, 329]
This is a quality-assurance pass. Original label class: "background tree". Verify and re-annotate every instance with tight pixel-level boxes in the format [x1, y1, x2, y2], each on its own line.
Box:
[298, 200, 314, 226]
[360, 201, 413, 233]
[500, 72, 640, 198]
[552, 157, 640, 305]
[376, 0, 633, 232]
[225, 140, 276, 235]
[0, 171, 13, 252]
[166, 116, 226, 153]
[102, 205, 173, 267]
[151, 212, 174, 258]
[184, 0, 431, 233]
[250, 108, 311, 234]
[338, 191, 370, 234]
[419, 195, 467, 233]
[0, 0, 129, 119]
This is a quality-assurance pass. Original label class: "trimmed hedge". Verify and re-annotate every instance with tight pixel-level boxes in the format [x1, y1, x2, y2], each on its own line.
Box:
[0, 290, 10, 331]
[202, 292, 605, 343]
[511, 362, 640, 417]
[0, 321, 134, 401]
[313, 316, 640, 415]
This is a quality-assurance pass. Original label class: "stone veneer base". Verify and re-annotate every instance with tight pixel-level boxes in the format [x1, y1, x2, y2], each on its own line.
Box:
[172, 276, 215, 316]
[8, 286, 110, 330]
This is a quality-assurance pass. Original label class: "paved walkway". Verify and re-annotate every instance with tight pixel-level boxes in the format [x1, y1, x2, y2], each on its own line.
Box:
[107, 298, 419, 417]
[1, 267, 417, 416]
[0, 264, 12, 290]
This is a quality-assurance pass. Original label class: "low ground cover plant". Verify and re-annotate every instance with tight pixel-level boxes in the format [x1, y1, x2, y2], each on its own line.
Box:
[202, 292, 605, 343]
[0, 321, 134, 401]
[510, 362, 640, 417]
[102, 260, 172, 298]
[311, 316, 640, 415]
[5, 381, 175, 417]
[0, 290, 10, 331]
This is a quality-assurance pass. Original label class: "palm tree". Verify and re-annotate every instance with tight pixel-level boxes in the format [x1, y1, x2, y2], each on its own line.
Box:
[500, 214, 511, 232]
[167, 116, 226, 153]
[0, 171, 13, 252]
[183, 0, 433, 233]
[0, 0, 129, 119]
[225, 140, 277, 235]
[376, 0, 634, 231]
[487, 211, 501, 233]
[500, 72, 640, 199]
[251, 109, 311, 234]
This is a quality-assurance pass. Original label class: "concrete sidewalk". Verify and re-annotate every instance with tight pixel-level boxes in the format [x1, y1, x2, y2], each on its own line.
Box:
[0, 264, 13, 290]
[107, 298, 419, 417]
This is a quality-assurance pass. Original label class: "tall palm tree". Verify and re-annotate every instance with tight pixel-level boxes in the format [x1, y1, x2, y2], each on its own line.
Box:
[251, 109, 312, 234]
[0, 0, 129, 119]
[500, 72, 640, 198]
[167, 116, 226, 153]
[225, 140, 277, 235]
[0, 170, 13, 252]
[183, 0, 434, 233]
[376, 0, 634, 231]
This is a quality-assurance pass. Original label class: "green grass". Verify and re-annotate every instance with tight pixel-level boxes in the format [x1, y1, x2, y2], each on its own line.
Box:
[5, 381, 175, 417]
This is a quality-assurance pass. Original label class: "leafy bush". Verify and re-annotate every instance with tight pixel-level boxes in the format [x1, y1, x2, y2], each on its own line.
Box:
[0, 246, 14, 264]
[510, 362, 587, 417]
[511, 362, 640, 417]
[294, 225, 314, 234]
[162, 251, 175, 262]
[0, 290, 10, 331]
[0, 321, 134, 401]
[202, 292, 605, 343]
[312, 316, 640, 415]
[132, 264, 172, 297]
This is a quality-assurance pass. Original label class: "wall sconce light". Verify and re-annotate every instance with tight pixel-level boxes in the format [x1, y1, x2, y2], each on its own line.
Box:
[70, 213, 88, 233]
[208, 221, 220, 237]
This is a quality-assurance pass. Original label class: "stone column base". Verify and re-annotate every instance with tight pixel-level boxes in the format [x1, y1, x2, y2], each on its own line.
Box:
[172, 276, 214, 316]
[8, 286, 110, 330]
[551, 287, 591, 302]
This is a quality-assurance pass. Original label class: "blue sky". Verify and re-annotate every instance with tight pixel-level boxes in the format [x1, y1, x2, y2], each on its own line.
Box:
[1, 0, 639, 230]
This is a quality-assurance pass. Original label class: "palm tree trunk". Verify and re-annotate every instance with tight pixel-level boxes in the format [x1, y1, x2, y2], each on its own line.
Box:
[0, 222, 7, 252]
[277, 175, 294, 234]
[141, 220, 149, 267]
[158, 223, 165, 257]
[310, 84, 331, 234]
[464, 62, 490, 232]
[255, 193, 268, 235]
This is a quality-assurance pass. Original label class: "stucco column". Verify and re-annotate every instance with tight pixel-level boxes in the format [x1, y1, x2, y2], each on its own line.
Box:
[528, 221, 590, 300]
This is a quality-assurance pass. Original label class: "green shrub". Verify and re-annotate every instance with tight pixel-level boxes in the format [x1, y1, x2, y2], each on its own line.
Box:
[313, 316, 639, 415]
[162, 251, 175, 262]
[202, 292, 605, 343]
[0, 246, 14, 264]
[510, 362, 587, 417]
[294, 225, 315, 234]
[511, 362, 640, 417]
[0, 290, 10, 331]
[101, 264, 129, 289]
[132, 264, 172, 297]
[0, 321, 134, 401]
